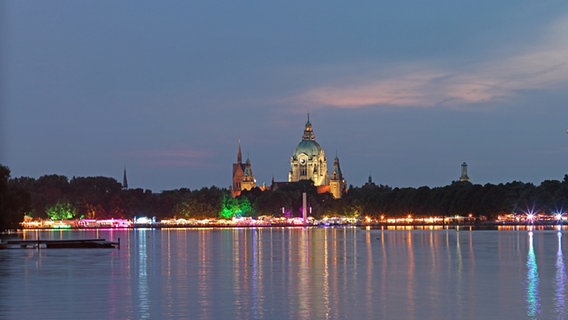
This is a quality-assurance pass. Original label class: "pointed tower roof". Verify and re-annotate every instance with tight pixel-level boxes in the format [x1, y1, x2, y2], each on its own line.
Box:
[244, 164, 253, 177]
[294, 114, 323, 160]
[331, 156, 343, 179]
[237, 141, 242, 164]
[122, 167, 128, 189]
[244, 153, 251, 175]
[302, 113, 315, 141]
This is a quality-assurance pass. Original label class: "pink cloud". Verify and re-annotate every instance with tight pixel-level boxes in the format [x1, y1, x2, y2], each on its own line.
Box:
[126, 147, 214, 168]
[290, 14, 568, 110]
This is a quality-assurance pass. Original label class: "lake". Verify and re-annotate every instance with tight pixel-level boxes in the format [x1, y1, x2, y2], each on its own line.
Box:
[0, 226, 566, 319]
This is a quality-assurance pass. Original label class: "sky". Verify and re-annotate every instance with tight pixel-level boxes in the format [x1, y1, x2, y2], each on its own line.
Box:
[2, 1, 568, 192]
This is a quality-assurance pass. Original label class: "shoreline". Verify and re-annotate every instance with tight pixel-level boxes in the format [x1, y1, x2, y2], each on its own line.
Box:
[4, 220, 566, 232]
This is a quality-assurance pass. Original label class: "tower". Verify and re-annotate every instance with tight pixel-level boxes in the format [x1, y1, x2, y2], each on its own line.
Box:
[459, 162, 470, 182]
[232, 142, 256, 197]
[289, 114, 329, 186]
[241, 155, 256, 191]
[329, 156, 346, 199]
[122, 167, 128, 190]
[363, 172, 376, 188]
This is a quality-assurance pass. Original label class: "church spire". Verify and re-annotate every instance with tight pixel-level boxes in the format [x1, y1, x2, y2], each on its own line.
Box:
[244, 153, 253, 177]
[329, 155, 345, 199]
[237, 140, 242, 164]
[122, 167, 128, 190]
[331, 155, 342, 178]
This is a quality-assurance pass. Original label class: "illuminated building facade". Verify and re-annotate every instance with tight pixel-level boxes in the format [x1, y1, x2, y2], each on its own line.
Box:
[289, 115, 329, 186]
[231, 116, 346, 199]
[288, 115, 346, 199]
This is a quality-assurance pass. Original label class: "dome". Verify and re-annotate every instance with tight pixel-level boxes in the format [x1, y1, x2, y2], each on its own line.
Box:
[293, 140, 323, 160]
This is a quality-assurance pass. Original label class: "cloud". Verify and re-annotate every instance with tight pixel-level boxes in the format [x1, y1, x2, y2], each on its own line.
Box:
[292, 15, 568, 110]
[126, 147, 214, 168]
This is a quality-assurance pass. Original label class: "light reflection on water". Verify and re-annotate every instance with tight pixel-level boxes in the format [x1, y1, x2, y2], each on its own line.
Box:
[526, 231, 540, 319]
[136, 229, 150, 320]
[556, 231, 566, 319]
[1, 228, 568, 319]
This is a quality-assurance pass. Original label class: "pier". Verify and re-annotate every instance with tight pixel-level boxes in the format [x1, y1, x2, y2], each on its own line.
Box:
[0, 238, 120, 249]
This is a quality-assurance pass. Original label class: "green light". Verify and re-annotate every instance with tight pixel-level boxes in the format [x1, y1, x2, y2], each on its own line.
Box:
[46, 202, 77, 220]
[219, 195, 252, 219]
[52, 224, 71, 229]
[526, 232, 540, 318]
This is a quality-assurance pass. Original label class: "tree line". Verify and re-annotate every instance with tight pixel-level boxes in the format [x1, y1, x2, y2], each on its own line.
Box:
[2, 164, 568, 230]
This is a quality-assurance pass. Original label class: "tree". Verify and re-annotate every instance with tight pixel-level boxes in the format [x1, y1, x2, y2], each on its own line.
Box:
[219, 195, 252, 219]
[46, 201, 77, 220]
[0, 165, 31, 230]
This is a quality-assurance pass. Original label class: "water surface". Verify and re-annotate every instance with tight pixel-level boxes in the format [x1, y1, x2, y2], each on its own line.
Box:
[0, 227, 565, 319]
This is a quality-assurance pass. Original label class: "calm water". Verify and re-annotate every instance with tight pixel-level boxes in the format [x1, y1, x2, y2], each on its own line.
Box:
[0, 227, 566, 320]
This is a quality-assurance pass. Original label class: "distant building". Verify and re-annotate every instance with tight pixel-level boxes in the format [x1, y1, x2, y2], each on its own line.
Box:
[459, 162, 470, 182]
[232, 143, 256, 197]
[364, 173, 376, 187]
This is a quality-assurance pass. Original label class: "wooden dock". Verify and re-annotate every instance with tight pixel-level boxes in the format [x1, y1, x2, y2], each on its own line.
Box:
[0, 238, 120, 249]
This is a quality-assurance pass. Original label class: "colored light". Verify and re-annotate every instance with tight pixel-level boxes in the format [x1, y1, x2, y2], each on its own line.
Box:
[46, 202, 76, 220]
[219, 195, 252, 219]
[526, 232, 541, 317]
[135, 217, 152, 224]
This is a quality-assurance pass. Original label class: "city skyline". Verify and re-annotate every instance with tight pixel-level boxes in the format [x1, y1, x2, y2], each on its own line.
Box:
[3, 2, 568, 192]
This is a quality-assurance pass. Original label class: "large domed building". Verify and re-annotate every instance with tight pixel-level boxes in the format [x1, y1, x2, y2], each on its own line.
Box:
[288, 115, 329, 186]
[288, 115, 346, 198]
[232, 115, 345, 199]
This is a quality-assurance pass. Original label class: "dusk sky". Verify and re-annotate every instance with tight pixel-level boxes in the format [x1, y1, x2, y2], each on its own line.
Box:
[2, 1, 568, 192]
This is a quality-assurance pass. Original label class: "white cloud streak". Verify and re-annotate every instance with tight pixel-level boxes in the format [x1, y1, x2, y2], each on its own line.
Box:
[292, 15, 568, 109]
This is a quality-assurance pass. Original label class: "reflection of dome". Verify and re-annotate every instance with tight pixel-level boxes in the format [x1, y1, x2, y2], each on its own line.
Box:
[293, 140, 323, 160]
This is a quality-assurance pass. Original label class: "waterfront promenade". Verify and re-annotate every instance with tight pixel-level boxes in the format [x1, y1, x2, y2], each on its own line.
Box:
[16, 213, 566, 230]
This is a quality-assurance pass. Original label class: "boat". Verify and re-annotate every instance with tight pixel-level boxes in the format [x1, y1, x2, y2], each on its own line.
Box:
[0, 238, 120, 249]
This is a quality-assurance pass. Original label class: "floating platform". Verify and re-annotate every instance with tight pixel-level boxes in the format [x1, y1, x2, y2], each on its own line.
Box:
[0, 238, 120, 249]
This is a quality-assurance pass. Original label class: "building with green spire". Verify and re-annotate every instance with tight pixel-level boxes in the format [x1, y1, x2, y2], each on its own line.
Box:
[232, 142, 256, 197]
[329, 156, 346, 199]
